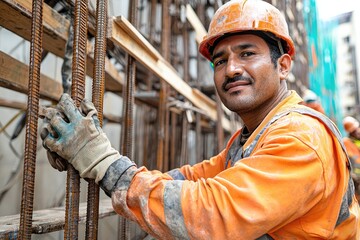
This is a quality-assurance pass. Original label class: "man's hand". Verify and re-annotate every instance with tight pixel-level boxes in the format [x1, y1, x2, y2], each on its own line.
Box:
[40, 106, 68, 171]
[40, 93, 122, 182]
[41, 94, 101, 161]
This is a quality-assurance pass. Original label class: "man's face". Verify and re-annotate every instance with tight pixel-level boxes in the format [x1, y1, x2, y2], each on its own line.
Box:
[212, 34, 283, 115]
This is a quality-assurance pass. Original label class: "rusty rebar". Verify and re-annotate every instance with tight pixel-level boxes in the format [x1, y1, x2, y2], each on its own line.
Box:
[180, 115, 189, 166]
[90, 0, 107, 123]
[157, 0, 171, 172]
[70, 0, 88, 105]
[182, 14, 191, 166]
[85, 0, 108, 239]
[118, 0, 138, 239]
[19, 0, 43, 239]
[170, 111, 177, 169]
[215, 91, 224, 152]
[65, 0, 88, 239]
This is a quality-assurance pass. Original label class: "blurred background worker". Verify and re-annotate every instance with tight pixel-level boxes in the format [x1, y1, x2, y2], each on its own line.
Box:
[343, 116, 360, 201]
[40, 0, 360, 239]
[300, 89, 325, 114]
[343, 116, 360, 148]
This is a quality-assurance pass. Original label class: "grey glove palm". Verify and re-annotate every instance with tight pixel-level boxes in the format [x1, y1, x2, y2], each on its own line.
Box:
[40, 107, 68, 171]
[43, 94, 101, 160]
[41, 93, 121, 182]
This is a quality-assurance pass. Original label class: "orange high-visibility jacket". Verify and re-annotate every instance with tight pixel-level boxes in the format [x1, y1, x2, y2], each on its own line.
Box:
[303, 101, 325, 114]
[101, 91, 360, 239]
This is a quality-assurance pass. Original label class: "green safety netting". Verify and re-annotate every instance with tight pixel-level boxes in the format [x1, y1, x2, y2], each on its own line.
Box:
[303, 0, 345, 134]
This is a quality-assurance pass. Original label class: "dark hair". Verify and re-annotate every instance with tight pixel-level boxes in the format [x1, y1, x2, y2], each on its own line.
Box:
[266, 40, 282, 68]
[210, 31, 286, 68]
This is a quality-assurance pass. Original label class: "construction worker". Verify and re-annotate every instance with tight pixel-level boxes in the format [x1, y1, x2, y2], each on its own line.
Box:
[300, 89, 325, 114]
[343, 116, 360, 201]
[40, 0, 360, 239]
[343, 116, 360, 148]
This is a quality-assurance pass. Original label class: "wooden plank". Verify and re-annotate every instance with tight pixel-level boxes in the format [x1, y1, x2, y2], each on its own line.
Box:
[0, 98, 28, 110]
[0, 0, 124, 93]
[192, 88, 216, 109]
[0, 51, 63, 101]
[0, 0, 68, 57]
[186, 4, 207, 44]
[0, 98, 122, 125]
[110, 16, 231, 132]
[115, 16, 162, 61]
[0, 199, 115, 237]
[0, 50, 148, 115]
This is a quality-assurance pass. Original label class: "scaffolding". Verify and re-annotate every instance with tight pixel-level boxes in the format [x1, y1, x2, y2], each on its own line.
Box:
[0, 0, 310, 239]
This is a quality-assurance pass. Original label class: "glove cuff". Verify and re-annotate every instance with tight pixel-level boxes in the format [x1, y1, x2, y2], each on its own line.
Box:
[71, 132, 121, 182]
[99, 158, 136, 197]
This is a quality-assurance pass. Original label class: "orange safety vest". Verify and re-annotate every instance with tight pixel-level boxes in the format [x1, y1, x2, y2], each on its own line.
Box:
[106, 91, 360, 239]
[302, 101, 325, 114]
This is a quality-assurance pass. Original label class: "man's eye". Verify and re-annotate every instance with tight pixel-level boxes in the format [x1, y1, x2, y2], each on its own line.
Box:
[242, 52, 255, 57]
[214, 59, 226, 67]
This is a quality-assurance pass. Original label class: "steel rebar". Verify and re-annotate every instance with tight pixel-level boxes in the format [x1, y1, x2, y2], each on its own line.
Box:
[19, 0, 43, 238]
[65, 0, 88, 239]
[85, 0, 108, 239]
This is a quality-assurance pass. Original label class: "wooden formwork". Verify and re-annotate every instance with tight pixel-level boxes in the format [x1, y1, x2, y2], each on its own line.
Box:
[0, 0, 236, 238]
[0, 0, 309, 239]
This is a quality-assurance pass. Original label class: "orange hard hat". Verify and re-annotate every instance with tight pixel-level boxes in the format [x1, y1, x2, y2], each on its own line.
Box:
[343, 116, 360, 134]
[199, 0, 296, 61]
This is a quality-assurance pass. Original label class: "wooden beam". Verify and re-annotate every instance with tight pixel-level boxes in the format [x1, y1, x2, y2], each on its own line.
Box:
[0, 97, 123, 125]
[0, 199, 115, 237]
[0, 51, 154, 114]
[0, 0, 68, 57]
[114, 16, 162, 61]
[110, 16, 231, 132]
[0, 51, 63, 101]
[0, 0, 124, 93]
[186, 4, 207, 45]
[0, 98, 28, 110]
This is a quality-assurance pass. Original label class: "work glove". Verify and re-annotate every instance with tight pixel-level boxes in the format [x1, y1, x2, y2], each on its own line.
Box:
[40, 93, 121, 183]
[40, 106, 68, 171]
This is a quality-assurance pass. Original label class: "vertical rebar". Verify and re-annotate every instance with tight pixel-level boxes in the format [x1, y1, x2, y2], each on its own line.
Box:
[182, 11, 202, 164]
[85, 0, 107, 239]
[182, 7, 190, 166]
[195, 112, 202, 162]
[157, 0, 171, 171]
[149, 0, 157, 46]
[196, 3, 206, 160]
[70, 0, 88, 105]
[142, 0, 158, 170]
[19, 0, 43, 239]
[122, 0, 137, 171]
[180, 114, 189, 166]
[170, 111, 177, 169]
[118, 56, 135, 240]
[215, 91, 224, 152]
[163, 103, 170, 171]
[65, 0, 88, 239]
[119, 0, 138, 239]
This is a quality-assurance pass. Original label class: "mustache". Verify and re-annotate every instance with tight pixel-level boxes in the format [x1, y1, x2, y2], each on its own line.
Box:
[222, 75, 253, 91]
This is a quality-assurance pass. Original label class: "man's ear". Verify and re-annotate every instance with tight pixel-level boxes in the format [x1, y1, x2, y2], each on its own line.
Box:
[278, 54, 292, 80]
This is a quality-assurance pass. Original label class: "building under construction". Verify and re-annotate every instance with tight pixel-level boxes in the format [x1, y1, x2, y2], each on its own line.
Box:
[0, 0, 312, 239]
